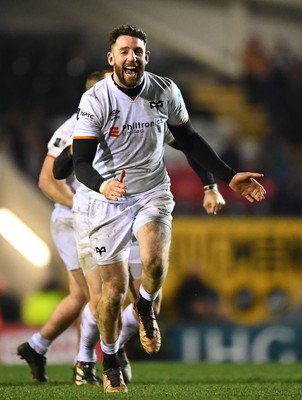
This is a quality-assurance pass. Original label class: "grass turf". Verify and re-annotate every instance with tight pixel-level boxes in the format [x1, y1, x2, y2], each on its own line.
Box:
[1, 362, 302, 399]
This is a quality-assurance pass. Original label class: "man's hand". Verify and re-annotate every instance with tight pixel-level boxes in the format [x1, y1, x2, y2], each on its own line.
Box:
[100, 170, 127, 200]
[229, 172, 266, 203]
[203, 190, 226, 215]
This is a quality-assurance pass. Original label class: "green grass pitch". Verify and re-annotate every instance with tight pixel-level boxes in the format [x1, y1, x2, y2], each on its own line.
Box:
[1, 362, 302, 399]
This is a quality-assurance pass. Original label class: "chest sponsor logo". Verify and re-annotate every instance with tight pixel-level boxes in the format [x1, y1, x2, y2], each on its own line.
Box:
[122, 118, 164, 134]
[109, 118, 165, 138]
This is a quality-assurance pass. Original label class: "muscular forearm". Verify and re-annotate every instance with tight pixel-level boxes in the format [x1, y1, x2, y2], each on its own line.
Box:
[39, 177, 74, 208]
[185, 155, 216, 186]
[167, 138, 215, 186]
[39, 155, 73, 207]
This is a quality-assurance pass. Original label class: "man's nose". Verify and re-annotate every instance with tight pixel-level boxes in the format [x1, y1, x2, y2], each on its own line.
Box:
[128, 50, 137, 61]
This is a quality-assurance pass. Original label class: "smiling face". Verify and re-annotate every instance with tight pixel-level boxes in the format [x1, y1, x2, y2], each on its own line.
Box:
[107, 35, 149, 89]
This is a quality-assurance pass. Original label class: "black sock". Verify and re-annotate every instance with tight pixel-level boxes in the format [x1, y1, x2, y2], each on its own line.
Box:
[137, 295, 153, 314]
[103, 352, 119, 370]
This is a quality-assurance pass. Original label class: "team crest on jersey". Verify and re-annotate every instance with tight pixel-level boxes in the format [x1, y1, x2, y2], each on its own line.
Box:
[149, 100, 163, 111]
[109, 109, 120, 121]
[77, 108, 94, 121]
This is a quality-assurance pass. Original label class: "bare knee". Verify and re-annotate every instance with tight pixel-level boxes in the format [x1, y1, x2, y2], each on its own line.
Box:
[69, 286, 87, 310]
[102, 282, 126, 309]
[144, 257, 166, 281]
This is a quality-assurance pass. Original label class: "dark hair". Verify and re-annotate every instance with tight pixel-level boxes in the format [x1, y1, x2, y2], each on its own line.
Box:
[109, 24, 148, 47]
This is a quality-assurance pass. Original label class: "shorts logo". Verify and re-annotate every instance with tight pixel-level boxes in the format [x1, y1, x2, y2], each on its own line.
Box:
[109, 127, 120, 137]
[149, 100, 163, 111]
[158, 207, 169, 216]
[96, 246, 106, 255]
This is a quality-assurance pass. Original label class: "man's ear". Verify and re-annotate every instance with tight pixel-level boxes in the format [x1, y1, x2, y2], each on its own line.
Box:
[107, 52, 114, 66]
[145, 50, 150, 65]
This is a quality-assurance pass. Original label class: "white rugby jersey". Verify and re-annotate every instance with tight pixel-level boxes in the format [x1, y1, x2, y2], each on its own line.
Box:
[48, 113, 75, 158]
[47, 113, 79, 210]
[74, 71, 189, 196]
[73, 126, 176, 210]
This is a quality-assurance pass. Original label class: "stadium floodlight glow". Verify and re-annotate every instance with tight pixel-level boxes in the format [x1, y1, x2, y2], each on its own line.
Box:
[0, 207, 51, 268]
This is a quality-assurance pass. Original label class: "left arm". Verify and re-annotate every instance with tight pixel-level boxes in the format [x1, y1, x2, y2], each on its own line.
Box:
[73, 138, 127, 200]
[38, 155, 74, 208]
[168, 138, 216, 185]
[167, 138, 225, 214]
[168, 120, 266, 202]
[168, 120, 236, 183]
[53, 145, 74, 179]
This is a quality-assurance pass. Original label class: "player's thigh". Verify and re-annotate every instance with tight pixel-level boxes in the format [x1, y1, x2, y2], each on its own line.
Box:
[101, 260, 130, 299]
[85, 265, 103, 300]
[86, 261, 129, 313]
[86, 261, 128, 297]
[137, 221, 171, 265]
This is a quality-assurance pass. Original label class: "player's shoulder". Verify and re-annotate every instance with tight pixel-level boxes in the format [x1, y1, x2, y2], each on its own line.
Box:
[84, 76, 111, 99]
[47, 118, 73, 152]
[145, 71, 175, 89]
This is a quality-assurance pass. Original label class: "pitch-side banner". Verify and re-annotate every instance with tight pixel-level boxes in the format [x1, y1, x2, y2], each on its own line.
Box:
[165, 217, 302, 325]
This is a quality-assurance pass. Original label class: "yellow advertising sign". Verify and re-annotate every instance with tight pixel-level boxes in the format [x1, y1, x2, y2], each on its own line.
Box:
[165, 217, 302, 325]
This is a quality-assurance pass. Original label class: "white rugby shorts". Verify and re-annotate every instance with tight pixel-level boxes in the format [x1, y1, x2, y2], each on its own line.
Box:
[50, 206, 80, 271]
[128, 239, 141, 280]
[73, 190, 152, 277]
[72, 197, 93, 275]
[89, 187, 175, 265]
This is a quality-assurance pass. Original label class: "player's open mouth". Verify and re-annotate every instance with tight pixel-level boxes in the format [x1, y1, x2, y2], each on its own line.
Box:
[124, 66, 138, 76]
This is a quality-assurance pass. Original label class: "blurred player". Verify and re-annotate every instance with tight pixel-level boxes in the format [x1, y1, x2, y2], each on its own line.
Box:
[16, 66, 152, 386]
[16, 68, 112, 385]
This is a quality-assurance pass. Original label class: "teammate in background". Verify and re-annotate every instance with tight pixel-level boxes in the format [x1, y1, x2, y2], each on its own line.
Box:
[72, 24, 266, 393]
[53, 121, 226, 385]
[16, 66, 153, 386]
[16, 69, 112, 385]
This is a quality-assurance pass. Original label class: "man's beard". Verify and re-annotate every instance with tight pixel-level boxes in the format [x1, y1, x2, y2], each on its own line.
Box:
[114, 64, 144, 88]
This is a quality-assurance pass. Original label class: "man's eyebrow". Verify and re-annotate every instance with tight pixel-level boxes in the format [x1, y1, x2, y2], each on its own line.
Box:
[119, 46, 144, 51]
